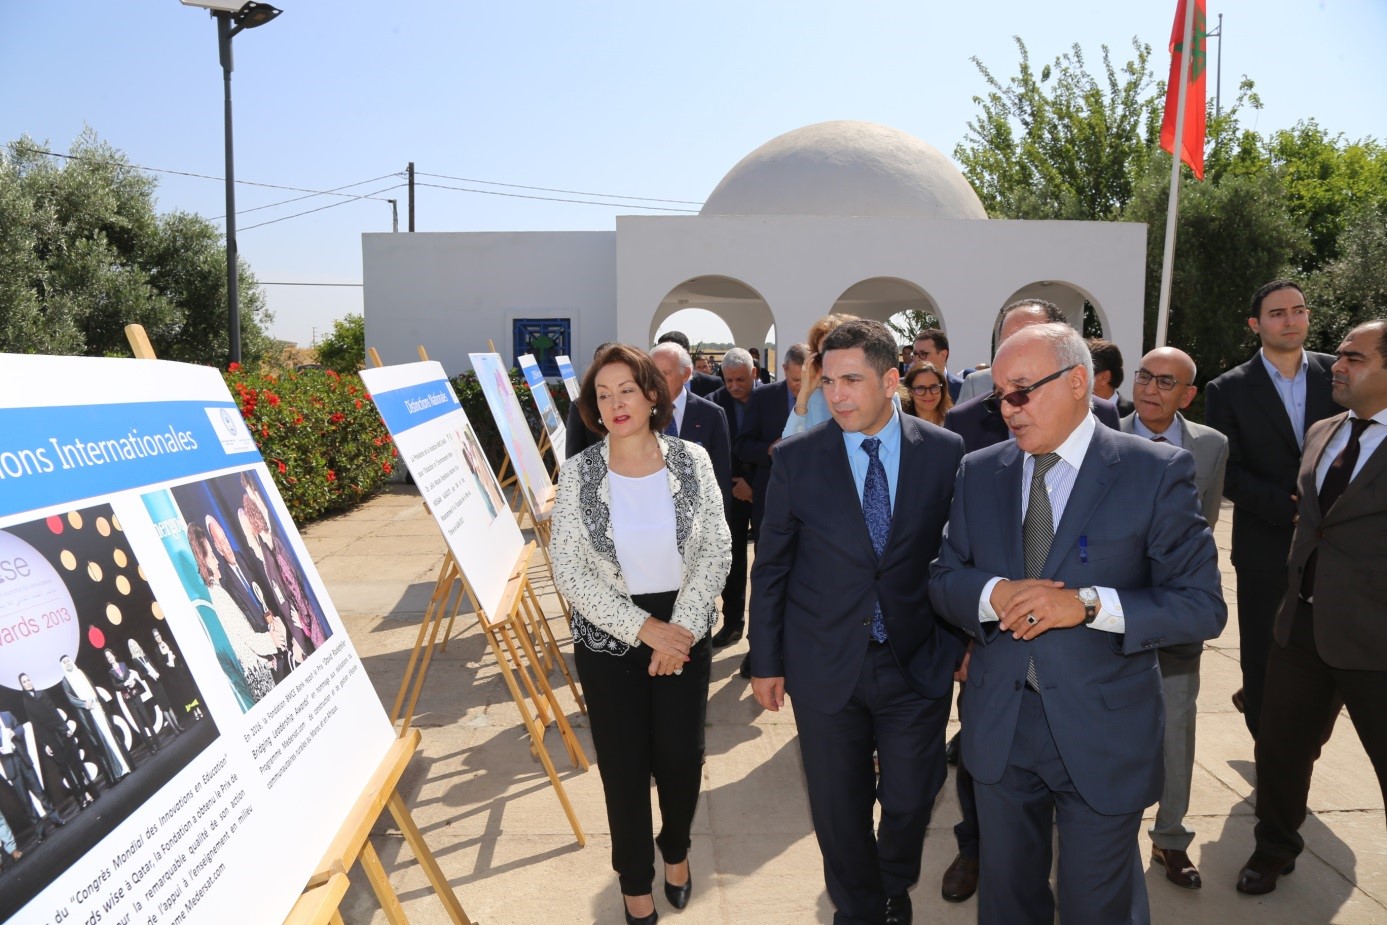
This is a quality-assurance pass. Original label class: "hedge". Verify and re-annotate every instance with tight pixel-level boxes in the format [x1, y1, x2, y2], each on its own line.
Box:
[449, 368, 568, 475]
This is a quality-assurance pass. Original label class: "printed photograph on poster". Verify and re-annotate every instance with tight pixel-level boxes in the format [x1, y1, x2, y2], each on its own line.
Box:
[0, 504, 218, 912]
[450, 423, 505, 523]
[555, 355, 580, 401]
[469, 352, 553, 519]
[141, 469, 332, 714]
[518, 353, 566, 465]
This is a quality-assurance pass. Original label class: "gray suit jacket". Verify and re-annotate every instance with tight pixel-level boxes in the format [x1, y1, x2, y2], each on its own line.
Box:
[1278, 412, 1387, 671]
[956, 368, 993, 403]
[1119, 412, 1229, 528]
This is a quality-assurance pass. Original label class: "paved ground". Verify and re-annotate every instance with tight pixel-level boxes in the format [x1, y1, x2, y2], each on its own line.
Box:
[303, 484, 1385, 924]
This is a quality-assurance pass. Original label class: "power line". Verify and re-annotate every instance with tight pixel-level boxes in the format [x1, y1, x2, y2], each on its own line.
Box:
[214, 173, 402, 219]
[240, 183, 405, 231]
[413, 181, 698, 213]
[259, 281, 363, 287]
[414, 170, 702, 205]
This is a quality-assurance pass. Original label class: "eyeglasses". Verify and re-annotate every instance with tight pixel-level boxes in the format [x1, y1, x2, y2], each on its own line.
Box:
[909, 383, 944, 397]
[912, 349, 934, 359]
[1133, 369, 1188, 392]
[982, 364, 1078, 413]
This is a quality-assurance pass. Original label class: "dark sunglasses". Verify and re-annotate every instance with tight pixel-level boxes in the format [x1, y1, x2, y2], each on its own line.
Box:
[982, 364, 1078, 413]
[909, 383, 944, 397]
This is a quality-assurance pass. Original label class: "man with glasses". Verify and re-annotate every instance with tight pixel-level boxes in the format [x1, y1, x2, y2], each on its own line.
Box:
[1120, 348, 1228, 890]
[930, 323, 1225, 925]
[912, 330, 963, 401]
[1204, 280, 1339, 739]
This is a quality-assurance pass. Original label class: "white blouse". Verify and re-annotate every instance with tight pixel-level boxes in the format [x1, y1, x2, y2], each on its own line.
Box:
[608, 468, 683, 595]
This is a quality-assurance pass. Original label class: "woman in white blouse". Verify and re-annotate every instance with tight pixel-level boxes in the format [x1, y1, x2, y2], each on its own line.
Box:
[552, 344, 732, 925]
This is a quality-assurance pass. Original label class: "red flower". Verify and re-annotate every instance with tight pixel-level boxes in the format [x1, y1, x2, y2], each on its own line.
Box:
[228, 362, 241, 372]
[294, 415, 304, 425]
[354, 399, 363, 409]
[347, 385, 358, 395]
[329, 412, 346, 424]
[382, 462, 393, 475]
[276, 460, 287, 475]
[326, 470, 337, 482]
[260, 425, 269, 438]
[266, 392, 281, 407]
[326, 370, 340, 380]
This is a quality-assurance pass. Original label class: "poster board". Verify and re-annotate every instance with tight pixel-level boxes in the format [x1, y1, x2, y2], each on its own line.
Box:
[358, 361, 524, 618]
[0, 354, 394, 924]
[517, 354, 566, 466]
[468, 353, 554, 521]
[555, 355, 580, 401]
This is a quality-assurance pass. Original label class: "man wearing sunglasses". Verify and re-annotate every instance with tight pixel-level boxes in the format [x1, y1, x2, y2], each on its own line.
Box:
[930, 323, 1225, 925]
[1120, 347, 1229, 891]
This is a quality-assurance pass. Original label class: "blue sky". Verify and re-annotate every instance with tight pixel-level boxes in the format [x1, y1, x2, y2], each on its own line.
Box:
[3, 1, 1384, 348]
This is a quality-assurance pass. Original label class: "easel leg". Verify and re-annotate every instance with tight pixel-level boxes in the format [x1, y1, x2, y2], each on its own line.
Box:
[360, 840, 410, 925]
[492, 620, 553, 729]
[392, 556, 460, 729]
[387, 791, 476, 925]
[523, 583, 586, 715]
[508, 608, 589, 772]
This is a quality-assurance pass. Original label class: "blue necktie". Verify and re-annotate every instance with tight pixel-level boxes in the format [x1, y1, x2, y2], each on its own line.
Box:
[665, 417, 678, 437]
[862, 437, 890, 643]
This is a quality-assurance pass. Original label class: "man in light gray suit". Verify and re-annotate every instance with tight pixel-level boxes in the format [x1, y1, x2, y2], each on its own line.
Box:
[1120, 346, 1228, 890]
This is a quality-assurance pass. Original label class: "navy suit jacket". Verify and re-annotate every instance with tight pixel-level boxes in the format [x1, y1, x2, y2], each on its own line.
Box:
[677, 392, 732, 500]
[929, 424, 1226, 815]
[564, 402, 603, 457]
[947, 371, 964, 402]
[707, 385, 757, 483]
[734, 379, 794, 529]
[690, 370, 722, 398]
[221, 549, 270, 632]
[750, 413, 966, 714]
[944, 391, 1121, 455]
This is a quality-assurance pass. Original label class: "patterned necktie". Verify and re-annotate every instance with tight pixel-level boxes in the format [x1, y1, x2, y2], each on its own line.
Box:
[664, 417, 679, 437]
[1022, 452, 1061, 690]
[862, 437, 891, 643]
[1301, 418, 1375, 598]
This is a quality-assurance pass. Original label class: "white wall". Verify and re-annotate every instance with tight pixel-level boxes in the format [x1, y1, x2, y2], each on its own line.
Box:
[362, 231, 617, 376]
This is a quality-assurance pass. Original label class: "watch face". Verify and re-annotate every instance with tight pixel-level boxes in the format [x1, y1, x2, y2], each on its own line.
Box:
[1079, 588, 1099, 604]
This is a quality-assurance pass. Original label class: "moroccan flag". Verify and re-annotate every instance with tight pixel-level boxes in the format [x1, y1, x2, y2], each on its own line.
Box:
[1160, 0, 1208, 180]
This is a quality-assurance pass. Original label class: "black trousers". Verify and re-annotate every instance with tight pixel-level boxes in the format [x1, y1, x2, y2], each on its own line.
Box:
[1253, 599, 1387, 860]
[574, 591, 711, 896]
[952, 684, 980, 858]
[719, 498, 752, 628]
[1235, 566, 1288, 739]
[795, 642, 949, 925]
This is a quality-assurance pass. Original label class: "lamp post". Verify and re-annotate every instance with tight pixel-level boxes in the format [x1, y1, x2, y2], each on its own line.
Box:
[182, 0, 282, 365]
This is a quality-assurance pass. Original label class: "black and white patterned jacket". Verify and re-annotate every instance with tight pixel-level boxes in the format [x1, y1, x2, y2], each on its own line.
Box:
[552, 434, 732, 656]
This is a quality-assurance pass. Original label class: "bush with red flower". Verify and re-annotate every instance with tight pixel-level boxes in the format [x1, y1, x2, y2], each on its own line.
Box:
[223, 365, 397, 522]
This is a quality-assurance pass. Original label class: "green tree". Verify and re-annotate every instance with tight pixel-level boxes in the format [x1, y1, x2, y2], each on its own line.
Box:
[1304, 204, 1387, 350]
[316, 313, 365, 373]
[0, 130, 272, 364]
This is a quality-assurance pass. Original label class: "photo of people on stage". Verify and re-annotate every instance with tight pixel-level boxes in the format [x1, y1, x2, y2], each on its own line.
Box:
[143, 468, 333, 714]
[0, 505, 216, 912]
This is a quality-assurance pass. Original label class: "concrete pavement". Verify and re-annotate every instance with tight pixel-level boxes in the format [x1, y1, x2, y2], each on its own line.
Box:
[303, 485, 1385, 923]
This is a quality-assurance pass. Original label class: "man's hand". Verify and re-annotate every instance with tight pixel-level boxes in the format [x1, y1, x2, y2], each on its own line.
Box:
[768, 438, 780, 457]
[953, 642, 973, 683]
[988, 578, 1059, 615]
[637, 617, 695, 662]
[649, 651, 684, 676]
[999, 582, 1084, 640]
[732, 478, 754, 503]
[751, 676, 785, 712]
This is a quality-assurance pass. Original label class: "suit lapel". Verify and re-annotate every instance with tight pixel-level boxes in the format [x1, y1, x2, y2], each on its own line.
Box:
[1046, 427, 1120, 575]
[883, 420, 922, 555]
[1314, 413, 1387, 525]
[1245, 356, 1302, 453]
[995, 444, 1026, 578]
[822, 421, 877, 560]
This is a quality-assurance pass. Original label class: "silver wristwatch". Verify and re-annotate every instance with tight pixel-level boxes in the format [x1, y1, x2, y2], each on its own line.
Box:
[1078, 587, 1100, 624]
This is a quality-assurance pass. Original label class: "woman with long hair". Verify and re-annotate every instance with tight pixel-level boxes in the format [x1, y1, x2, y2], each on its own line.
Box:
[552, 344, 731, 924]
[780, 312, 860, 437]
[900, 361, 953, 426]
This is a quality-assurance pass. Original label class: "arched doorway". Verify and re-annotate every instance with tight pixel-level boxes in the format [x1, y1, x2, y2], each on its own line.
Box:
[999, 281, 1107, 340]
[831, 277, 941, 345]
[649, 276, 775, 360]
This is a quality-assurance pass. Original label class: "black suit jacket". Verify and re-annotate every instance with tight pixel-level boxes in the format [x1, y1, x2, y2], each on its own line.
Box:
[564, 402, 602, 457]
[943, 391, 1122, 455]
[734, 380, 794, 530]
[1204, 351, 1339, 568]
[749, 414, 966, 713]
[220, 549, 270, 632]
[707, 385, 757, 483]
[690, 370, 722, 398]
[677, 392, 732, 500]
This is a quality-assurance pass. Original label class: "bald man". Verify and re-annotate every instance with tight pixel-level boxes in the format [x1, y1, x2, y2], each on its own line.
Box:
[1120, 347, 1228, 890]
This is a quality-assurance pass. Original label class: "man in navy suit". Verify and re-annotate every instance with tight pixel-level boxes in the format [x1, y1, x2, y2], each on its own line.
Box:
[708, 349, 759, 647]
[751, 320, 964, 925]
[651, 342, 732, 499]
[734, 343, 807, 537]
[657, 331, 722, 397]
[911, 329, 964, 401]
[930, 323, 1225, 925]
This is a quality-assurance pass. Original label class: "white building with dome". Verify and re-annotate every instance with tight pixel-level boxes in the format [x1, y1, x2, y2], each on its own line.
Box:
[363, 121, 1145, 379]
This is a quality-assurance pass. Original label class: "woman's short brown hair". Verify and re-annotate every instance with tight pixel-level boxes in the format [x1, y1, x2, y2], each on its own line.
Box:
[576, 343, 673, 436]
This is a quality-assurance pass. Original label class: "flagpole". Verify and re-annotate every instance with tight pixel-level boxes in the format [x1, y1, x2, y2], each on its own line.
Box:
[1155, 0, 1198, 348]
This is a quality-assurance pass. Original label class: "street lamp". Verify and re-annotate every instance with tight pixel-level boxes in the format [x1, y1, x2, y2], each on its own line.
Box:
[181, 0, 283, 366]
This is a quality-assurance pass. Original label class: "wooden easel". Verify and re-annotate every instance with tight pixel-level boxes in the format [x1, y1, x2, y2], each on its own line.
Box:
[123, 327, 474, 924]
[368, 346, 588, 845]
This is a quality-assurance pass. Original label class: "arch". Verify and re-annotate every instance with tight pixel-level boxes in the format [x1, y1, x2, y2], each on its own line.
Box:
[830, 277, 942, 339]
[997, 280, 1108, 344]
[648, 275, 775, 359]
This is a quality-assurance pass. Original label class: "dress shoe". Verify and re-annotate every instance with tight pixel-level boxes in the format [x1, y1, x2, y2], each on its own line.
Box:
[1232, 688, 1246, 714]
[1151, 845, 1202, 889]
[710, 623, 744, 648]
[622, 897, 658, 924]
[663, 860, 692, 910]
[884, 892, 912, 925]
[944, 731, 961, 767]
[941, 853, 979, 903]
[738, 655, 751, 680]
[1236, 851, 1295, 895]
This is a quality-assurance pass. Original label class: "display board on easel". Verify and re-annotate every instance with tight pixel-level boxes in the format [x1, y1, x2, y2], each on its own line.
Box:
[517, 353, 566, 470]
[469, 352, 554, 522]
[0, 348, 442, 923]
[555, 355, 580, 401]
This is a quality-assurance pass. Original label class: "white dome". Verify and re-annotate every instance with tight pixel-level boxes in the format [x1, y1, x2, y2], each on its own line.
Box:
[700, 121, 987, 220]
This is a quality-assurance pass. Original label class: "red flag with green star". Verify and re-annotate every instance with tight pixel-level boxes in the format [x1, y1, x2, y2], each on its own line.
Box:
[1160, 0, 1207, 180]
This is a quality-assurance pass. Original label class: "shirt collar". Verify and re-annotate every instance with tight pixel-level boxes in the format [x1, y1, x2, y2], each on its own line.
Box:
[1028, 411, 1096, 471]
[1131, 412, 1183, 446]
[1259, 347, 1308, 381]
[843, 408, 903, 458]
[672, 387, 688, 417]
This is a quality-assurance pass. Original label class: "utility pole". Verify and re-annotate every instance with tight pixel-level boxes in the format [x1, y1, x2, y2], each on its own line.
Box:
[407, 161, 415, 232]
[388, 198, 399, 232]
[1210, 13, 1224, 117]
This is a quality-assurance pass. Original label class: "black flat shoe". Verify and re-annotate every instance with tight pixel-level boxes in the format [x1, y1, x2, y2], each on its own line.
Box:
[664, 862, 692, 910]
[710, 624, 744, 648]
[623, 898, 658, 924]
